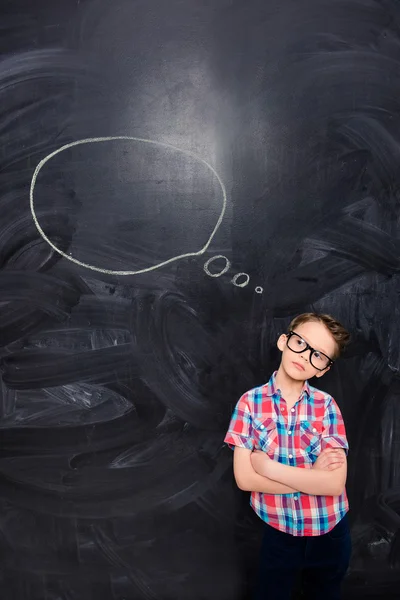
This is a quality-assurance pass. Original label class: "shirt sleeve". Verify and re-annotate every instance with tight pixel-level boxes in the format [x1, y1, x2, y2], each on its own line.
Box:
[321, 397, 349, 454]
[224, 393, 254, 451]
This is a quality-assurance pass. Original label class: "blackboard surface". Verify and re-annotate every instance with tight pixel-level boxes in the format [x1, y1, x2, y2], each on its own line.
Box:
[0, 1, 399, 598]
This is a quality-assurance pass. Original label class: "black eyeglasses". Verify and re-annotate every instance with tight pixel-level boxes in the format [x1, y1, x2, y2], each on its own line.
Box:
[286, 331, 334, 371]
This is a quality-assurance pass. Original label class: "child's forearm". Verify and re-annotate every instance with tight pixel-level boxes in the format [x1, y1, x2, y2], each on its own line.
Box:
[237, 470, 299, 495]
[267, 460, 346, 496]
[233, 448, 299, 494]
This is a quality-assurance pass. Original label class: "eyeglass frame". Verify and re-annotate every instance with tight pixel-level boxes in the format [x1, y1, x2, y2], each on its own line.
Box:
[286, 331, 334, 371]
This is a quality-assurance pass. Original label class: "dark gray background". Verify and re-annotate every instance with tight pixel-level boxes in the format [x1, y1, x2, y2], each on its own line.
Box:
[0, 0, 399, 598]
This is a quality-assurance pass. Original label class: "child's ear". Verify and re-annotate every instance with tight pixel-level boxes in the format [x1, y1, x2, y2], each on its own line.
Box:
[315, 366, 330, 378]
[277, 334, 287, 352]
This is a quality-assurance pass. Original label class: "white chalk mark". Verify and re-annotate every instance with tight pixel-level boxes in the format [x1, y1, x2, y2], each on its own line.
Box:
[203, 255, 231, 277]
[255, 286, 263, 294]
[232, 272, 250, 288]
[30, 136, 227, 276]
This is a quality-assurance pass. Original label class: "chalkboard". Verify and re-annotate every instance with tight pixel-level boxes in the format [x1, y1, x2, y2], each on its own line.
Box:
[0, 1, 399, 598]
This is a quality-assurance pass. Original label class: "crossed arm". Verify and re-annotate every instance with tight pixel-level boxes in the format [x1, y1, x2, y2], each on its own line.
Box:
[233, 446, 347, 496]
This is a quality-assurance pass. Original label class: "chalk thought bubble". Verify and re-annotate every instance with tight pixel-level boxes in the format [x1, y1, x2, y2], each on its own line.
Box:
[30, 136, 227, 276]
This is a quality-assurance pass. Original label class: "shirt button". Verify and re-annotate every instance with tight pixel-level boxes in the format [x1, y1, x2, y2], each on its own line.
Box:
[281, 407, 285, 412]
[291, 408, 295, 413]
[312, 428, 317, 433]
[288, 430, 292, 435]
[294, 495, 299, 500]
[289, 454, 293, 459]
[260, 425, 265, 430]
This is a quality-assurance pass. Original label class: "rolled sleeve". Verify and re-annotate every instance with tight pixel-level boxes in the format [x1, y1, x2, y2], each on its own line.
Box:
[224, 393, 254, 451]
[321, 397, 349, 454]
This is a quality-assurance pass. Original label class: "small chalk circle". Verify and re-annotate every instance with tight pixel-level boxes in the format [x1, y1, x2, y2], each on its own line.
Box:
[232, 272, 250, 288]
[203, 255, 231, 277]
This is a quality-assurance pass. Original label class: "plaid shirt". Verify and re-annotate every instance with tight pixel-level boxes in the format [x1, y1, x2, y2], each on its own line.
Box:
[224, 372, 349, 536]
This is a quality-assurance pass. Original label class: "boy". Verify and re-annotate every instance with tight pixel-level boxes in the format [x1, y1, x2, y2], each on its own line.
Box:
[224, 313, 351, 600]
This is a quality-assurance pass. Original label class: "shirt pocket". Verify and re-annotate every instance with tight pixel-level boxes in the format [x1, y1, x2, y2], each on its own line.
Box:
[299, 420, 323, 456]
[252, 417, 279, 454]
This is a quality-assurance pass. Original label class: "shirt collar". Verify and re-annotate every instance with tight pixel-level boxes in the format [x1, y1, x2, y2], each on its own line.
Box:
[266, 371, 311, 399]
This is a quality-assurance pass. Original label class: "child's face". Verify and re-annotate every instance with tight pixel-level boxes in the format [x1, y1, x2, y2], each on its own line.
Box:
[277, 320, 337, 381]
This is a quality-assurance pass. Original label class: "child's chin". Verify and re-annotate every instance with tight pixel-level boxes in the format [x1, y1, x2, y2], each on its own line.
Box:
[291, 373, 307, 381]
[286, 365, 308, 379]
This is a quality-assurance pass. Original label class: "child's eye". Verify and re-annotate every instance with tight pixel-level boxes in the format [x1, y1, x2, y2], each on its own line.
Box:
[313, 352, 322, 360]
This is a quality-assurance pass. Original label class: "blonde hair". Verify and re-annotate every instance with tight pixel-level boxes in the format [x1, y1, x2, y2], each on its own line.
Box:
[288, 313, 350, 358]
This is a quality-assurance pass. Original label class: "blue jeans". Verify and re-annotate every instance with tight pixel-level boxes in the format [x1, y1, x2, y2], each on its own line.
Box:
[253, 514, 351, 600]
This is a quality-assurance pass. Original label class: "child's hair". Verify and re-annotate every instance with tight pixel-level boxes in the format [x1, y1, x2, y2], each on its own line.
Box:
[288, 313, 350, 358]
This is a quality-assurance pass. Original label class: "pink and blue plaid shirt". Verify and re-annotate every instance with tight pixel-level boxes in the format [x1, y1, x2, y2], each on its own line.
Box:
[224, 372, 349, 536]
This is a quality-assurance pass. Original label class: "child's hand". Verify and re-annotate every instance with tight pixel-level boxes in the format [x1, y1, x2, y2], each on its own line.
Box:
[251, 450, 272, 477]
[312, 448, 345, 471]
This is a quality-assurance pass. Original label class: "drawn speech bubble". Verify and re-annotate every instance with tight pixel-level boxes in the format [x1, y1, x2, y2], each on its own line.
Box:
[30, 136, 227, 276]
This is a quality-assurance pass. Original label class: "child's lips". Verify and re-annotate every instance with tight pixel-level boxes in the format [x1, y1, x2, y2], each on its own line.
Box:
[292, 361, 305, 371]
